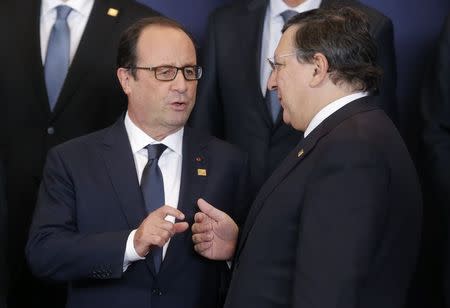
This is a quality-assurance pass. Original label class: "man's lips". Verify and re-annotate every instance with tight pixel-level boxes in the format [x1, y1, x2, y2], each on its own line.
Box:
[169, 101, 188, 110]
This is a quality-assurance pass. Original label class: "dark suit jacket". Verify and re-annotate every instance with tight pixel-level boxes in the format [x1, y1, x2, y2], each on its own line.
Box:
[0, 0, 158, 306]
[189, 0, 397, 195]
[420, 12, 450, 308]
[26, 118, 249, 308]
[225, 97, 421, 308]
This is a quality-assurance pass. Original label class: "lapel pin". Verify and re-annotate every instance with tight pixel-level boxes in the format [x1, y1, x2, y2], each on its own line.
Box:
[297, 149, 304, 157]
[195, 156, 203, 162]
[107, 8, 119, 17]
[197, 169, 207, 176]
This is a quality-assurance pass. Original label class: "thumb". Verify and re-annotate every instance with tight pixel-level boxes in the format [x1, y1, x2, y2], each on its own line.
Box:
[173, 222, 189, 234]
[197, 198, 225, 222]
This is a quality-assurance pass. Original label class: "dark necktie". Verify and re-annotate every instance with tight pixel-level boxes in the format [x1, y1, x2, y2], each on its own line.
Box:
[44, 5, 72, 111]
[281, 9, 298, 24]
[266, 9, 298, 123]
[140, 143, 167, 273]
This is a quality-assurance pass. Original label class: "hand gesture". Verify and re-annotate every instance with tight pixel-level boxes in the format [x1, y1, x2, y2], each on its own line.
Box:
[191, 198, 238, 260]
[134, 205, 189, 257]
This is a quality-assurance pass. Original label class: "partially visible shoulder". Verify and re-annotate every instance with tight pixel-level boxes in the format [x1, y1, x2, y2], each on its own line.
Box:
[211, 1, 246, 15]
[49, 126, 111, 157]
[316, 108, 401, 166]
[209, 0, 258, 24]
[324, 0, 392, 27]
[185, 126, 247, 161]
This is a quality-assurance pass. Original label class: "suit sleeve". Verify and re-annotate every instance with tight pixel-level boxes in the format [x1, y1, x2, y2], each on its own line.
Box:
[372, 17, 398, 123]
[292, 142, 390, 307]
[26, 148, 130, 282]
[188, 12, 225, 139]
[231, 154, 252, 228]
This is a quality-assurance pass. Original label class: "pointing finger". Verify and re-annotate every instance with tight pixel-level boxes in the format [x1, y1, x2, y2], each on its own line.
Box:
[157, 205, 185, 220]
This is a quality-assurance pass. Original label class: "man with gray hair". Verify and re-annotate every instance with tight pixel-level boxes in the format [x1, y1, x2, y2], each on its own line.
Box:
[192, 7, 421, 308]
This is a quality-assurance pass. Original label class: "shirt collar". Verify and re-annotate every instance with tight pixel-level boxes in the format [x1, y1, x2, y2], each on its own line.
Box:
[270, 0, 322, 19]
[41, 0, 94, 17]
[124, 112, 184, 157]
[304, 92, 369, 137]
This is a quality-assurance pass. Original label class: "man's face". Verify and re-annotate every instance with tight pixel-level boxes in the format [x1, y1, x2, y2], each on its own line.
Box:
[123, 25, 197, 138]
[267, 26, 315, 132]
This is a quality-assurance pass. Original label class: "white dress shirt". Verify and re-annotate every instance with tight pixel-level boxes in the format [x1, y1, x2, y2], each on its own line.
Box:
[304, 92, 369, 137]
[40, 0, 95, 64]
[260, 0, 321, 96]
[122, 113, 184, 271]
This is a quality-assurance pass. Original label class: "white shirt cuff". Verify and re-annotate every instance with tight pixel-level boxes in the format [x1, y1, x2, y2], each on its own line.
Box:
[123, 229, 145, 272]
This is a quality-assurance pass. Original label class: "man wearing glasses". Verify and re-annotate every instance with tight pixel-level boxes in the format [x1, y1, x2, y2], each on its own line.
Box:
[190, 0, 397, 198]
[26, 16, 249, 308]
[192, 8, 421, 308]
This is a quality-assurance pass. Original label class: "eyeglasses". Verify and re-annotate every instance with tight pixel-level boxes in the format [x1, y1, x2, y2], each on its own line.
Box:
[127, 65, 203, 81]
[267, 51, 299, 72]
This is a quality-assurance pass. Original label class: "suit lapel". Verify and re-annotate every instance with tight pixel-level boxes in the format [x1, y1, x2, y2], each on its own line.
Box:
[159, 128, 209, 274]
[101, 117, 147, 229]
[29, 0, 52, 118]
[102, 117, 159, 275]
[235, 97, 380, 259]
[51, 0, 120, 119]
[235, 137, 309, 259]
[245, 0, 274, 127]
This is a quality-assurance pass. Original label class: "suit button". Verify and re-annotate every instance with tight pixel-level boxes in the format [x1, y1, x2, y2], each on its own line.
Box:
[47, 127, 55, 135]
[152, 288, 163, 296]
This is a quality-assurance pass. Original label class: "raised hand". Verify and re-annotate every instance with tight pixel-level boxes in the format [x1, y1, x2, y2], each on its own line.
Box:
[134, 205, 189, 257]
[191, 198, 238, 260]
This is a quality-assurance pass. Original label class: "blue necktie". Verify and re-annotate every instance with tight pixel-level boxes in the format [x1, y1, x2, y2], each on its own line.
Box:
[45, 5, 72, 111]
[281, 9, 298, 24]
[266, 9, 298, 123]
[140, 144, 167, 273]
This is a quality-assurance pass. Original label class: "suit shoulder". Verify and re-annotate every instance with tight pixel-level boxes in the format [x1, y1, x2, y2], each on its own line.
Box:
[326, 0, 392, 27]
[209, 136, 247, 159]
[50, 127, 110, 156]
[186, 127, 246, 160]
[346, 0, 392, 25]
[209, 1, 253, 23]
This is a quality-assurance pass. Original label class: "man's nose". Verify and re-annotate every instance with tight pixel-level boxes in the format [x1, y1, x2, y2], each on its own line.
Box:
[171, 69, 188, 92]
[267, 69, 277, 91]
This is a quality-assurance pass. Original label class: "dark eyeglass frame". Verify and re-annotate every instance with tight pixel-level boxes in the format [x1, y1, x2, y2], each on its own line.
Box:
[127, 65, 202, 81]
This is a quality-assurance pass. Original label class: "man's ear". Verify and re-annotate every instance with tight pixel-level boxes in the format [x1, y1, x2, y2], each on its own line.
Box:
[117, 67, 132, 95]
[310, 53, 329, 87]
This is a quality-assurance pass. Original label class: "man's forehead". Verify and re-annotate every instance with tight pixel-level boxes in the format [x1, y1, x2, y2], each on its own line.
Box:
[275, 28, 296, 56]
[139, 25, 192, 45]
[136, 25, 196, 60]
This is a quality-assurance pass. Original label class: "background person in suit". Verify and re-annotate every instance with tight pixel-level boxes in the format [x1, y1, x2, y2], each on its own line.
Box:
[192, 8, 421, 308]
[26, 16, 249, 308]
[189, 0, 397, 195]
[0, 0, 158, 307]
